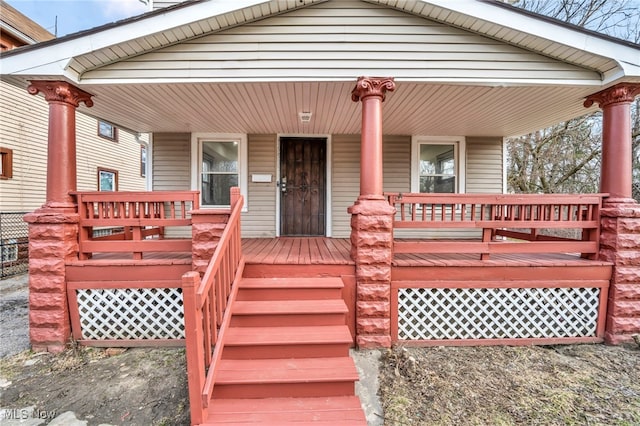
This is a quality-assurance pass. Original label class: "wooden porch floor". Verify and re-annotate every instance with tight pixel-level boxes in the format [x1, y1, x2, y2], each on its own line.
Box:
[80, 238, 612, 268]
[242, 238, 611, 267]
[242, 238, 353, 265]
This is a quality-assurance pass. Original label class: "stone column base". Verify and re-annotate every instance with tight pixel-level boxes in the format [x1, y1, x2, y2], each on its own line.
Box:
[24, 209, 79, 353]
[599, 202, 640, 344]
[348, 197, 395, 349]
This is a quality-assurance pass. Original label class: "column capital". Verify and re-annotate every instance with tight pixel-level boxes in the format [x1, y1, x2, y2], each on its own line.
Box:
[351, 77, 396, 102]
[28, 80, 93, 108]
[584, 83, 640, 109]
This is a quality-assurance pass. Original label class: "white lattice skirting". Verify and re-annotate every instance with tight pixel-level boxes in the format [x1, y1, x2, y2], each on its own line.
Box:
[397, 287, 600, 340]
[76, 288, 185, 340]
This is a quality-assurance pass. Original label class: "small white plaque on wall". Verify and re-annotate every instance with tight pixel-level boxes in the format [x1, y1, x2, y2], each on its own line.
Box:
[251, 174, 272, 183]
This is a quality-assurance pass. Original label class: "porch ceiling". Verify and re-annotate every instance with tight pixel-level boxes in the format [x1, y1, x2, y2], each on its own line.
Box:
[79, 81, 601, 137]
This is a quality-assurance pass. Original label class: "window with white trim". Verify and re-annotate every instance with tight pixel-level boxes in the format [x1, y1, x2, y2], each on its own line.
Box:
[193, 134, 247, 208]
[411, 137, 465, 193]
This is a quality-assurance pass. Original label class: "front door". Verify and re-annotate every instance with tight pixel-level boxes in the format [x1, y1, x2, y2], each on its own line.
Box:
[279, 137, 326, 236]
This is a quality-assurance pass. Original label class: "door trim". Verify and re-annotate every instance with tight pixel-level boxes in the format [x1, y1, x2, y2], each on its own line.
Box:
[276, 134, 332, 237]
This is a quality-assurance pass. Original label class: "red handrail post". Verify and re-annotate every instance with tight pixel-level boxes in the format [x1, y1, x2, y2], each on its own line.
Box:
[182, 271, 207, 425]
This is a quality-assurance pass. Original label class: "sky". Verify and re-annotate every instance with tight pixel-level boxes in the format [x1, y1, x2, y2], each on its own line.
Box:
[5, 0, 150, 37]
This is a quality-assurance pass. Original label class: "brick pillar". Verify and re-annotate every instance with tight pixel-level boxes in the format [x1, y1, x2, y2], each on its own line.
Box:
[348, 199, 395, 348]
[25, 81, 93, 353]
[23, 212, 79, 353]
[190, 188, 240, 275]
[600, 203, 640, 344]
[350, 77, 396, 348]
[191, 210, 230, 275]
[585, 83, 640, 344]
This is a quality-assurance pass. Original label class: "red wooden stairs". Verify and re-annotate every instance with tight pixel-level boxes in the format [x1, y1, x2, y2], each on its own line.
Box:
[204, 277, 367, 425]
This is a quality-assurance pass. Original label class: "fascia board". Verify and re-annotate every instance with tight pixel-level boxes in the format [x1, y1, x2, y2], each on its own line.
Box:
[416, 0, 640, 80]
[1, 0, 273, 77]
[0, 22, 38, 45]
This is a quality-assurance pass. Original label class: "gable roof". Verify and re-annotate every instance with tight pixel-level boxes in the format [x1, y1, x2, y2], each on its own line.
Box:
[1, 0, 639, 84]
[1, 0, 639, 137]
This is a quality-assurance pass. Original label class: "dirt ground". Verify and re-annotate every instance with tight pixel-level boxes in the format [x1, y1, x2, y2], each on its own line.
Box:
[1, 342, 638, 426]
[378, 343, 640, 426]
[0, 347, 189, 425]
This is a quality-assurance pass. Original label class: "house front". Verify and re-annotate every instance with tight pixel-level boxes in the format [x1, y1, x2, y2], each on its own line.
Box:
[1, 0, 640, 424]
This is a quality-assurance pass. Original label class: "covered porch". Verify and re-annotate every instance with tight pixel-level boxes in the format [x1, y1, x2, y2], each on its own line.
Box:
[3, 1, 640, 423]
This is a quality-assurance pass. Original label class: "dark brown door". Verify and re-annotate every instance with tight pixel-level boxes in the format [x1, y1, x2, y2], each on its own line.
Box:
[280, 137, 326, 236]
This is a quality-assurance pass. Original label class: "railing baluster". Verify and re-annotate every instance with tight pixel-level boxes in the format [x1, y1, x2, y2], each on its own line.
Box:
[383, 192, 604, 260]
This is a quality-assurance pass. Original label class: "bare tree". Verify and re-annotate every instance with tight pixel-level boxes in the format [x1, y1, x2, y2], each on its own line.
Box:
[507, 0, 640, 195]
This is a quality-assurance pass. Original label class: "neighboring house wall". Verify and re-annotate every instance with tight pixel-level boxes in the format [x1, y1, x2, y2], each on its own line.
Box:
[86, 0, 598, 84]
[0, 81, 147, 212]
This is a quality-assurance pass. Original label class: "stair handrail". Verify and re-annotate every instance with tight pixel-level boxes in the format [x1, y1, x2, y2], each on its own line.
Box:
[182, 188, 244, 425]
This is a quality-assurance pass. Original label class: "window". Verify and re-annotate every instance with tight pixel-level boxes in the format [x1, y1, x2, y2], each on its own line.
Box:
[98, 167, 118, 191]
[192, 134, 247, 208]
[0, 147, 13, 179]
[201, 141, 239, 206]
[140, 145, 147, 178]
[411, 137, 465, 193]
[1, 239, 18, 263]
[98, 120, 118, 141]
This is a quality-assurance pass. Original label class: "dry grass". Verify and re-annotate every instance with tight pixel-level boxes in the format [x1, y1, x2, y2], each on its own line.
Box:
[379, 344, 640, 426]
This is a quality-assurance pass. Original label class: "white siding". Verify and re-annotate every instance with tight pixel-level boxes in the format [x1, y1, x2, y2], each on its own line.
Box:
[0, 81, 146, 213]
[465, 137, 504, 194]
[76, 119, 148, 193]
[331, 134, 360, 238]
[151, 132, 192, 238]
[244, 134, 277, 237]
[0, 81, 48, 212]
[152, 133, 191, 191]
[84, 0, 598, 83]
[383, 135, 411, 194]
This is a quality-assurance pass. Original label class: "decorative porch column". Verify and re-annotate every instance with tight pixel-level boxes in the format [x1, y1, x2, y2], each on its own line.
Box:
[584, 83, 640, 344]
[349, 77, 396, 348]
[24, 81, 93, 353]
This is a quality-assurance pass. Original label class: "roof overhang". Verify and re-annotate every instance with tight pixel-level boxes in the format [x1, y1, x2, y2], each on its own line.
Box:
[1, 0, 639, 137]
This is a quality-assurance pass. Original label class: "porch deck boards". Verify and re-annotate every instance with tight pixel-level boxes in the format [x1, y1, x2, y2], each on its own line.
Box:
[242, 238, 610, 268]
[393, 252, 612, 267]
[242, 238, 353, 265]
[80, 238, 611, 268]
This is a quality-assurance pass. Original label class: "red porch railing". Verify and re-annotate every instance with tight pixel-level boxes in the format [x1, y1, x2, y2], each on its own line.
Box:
[182, 188, 244, 426]
[386, 193, 605, 260]
[73, 191, 199, 259]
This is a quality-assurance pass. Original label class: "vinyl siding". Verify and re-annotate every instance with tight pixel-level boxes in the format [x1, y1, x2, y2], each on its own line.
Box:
[152, 133, 191, 191]
[466, 137, 504, 194]
[148, 132, 504, 240]
[383, 135, 411, 194]
[84, 0, 598, 83]
[0, 81, 146, 213]
[244, 134, 277, 237]
[151, 132, 192, 238]
[331, 134, 360, 238]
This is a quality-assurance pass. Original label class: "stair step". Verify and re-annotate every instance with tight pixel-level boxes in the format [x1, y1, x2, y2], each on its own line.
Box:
[237, 277, 343, 300]
[207, 396, 366, 424]
[231, 300, 347, 327]
[213, 357, 358, 398]
[223, 325, 353, 359]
